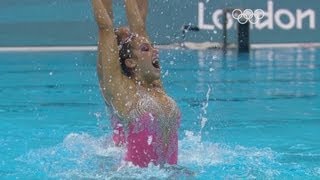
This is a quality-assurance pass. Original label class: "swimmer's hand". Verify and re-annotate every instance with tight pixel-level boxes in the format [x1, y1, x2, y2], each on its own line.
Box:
[92, 0, 113, 29]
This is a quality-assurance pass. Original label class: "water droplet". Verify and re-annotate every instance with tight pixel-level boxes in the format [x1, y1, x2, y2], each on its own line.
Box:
[147, 135, 153, 145]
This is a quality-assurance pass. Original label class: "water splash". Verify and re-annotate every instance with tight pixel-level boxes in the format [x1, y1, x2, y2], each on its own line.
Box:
[16, 133, 125, 179]
[15, 132, 292, 179]
[179, 131, 282, 178]
[199, 85, 211, 135]
[16, 133, 192, 179]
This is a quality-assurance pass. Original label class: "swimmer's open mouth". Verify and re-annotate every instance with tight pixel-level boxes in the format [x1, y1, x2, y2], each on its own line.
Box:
[152, 59, 160, 69]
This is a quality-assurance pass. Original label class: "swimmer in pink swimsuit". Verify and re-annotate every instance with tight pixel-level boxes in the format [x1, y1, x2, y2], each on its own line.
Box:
[112, 112, 180, 167]
[92, 0, 181, 167]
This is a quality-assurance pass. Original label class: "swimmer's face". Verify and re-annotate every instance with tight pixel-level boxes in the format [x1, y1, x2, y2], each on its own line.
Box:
[129, 36, 161, 82]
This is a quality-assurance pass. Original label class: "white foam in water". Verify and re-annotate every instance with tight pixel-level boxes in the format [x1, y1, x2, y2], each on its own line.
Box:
[62, 133, 123, 158]
[16, 133, 126, 179]
[16, 131, 287, 179]
[178, 131, 284, 178]
[179, 131, 223, 166]
[16, 133, 177, 179]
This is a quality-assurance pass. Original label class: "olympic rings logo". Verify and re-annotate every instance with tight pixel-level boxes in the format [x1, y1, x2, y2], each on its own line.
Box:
[232, 9, 265, 24]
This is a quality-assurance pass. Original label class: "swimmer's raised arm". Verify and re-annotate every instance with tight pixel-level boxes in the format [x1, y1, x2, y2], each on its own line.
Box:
[92, 0, 113, 29]
[137, 0, 148, 26]
[125, 0, 148, 38]
[125, 0, 163, 88]
[92, 0, 131, 99]
[101, 0, 113, 20]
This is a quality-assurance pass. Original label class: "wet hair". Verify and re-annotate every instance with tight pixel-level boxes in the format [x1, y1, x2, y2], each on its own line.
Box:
[114, 27, 135, 77]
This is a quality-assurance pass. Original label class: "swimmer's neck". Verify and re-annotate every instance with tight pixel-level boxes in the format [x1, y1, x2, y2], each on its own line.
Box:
[130, 75, 162, 89]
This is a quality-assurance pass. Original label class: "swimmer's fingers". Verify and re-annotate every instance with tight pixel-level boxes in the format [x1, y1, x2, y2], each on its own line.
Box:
[92, 0, 113, 29]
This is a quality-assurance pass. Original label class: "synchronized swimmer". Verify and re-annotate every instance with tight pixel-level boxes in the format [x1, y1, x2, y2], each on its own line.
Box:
[92, 0, 181, 167]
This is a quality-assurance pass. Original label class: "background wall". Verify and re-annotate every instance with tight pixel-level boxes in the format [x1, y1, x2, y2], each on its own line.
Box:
[0, 0, 319, 46]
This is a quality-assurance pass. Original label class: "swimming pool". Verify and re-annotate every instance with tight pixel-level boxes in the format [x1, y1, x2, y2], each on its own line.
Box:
[0, 47, 319, 179]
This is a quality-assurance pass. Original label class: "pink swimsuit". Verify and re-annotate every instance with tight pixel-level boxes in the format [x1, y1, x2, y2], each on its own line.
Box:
[112, 112, 180, 167]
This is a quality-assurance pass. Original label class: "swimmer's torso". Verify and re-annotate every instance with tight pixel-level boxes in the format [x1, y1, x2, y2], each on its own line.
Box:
[109, 85, 180, 166]
[113, 86, 180, 127]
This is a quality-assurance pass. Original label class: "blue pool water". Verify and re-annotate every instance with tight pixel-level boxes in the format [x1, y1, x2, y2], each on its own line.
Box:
[0, 48, 319, 179]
